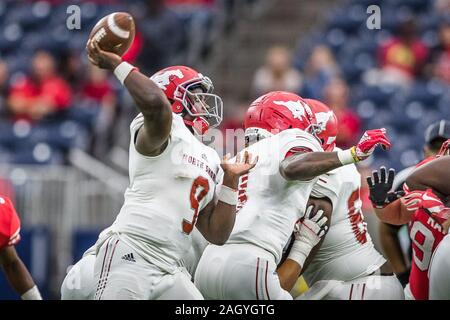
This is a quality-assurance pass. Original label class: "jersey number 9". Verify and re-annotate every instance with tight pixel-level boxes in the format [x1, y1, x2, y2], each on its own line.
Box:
[182, 176, 210, 235]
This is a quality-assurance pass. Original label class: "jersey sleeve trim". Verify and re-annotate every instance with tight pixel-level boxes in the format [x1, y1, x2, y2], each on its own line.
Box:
[129, 114, 173, 160]
[8, 227, 21, 246]
[310, 174, 340, 208]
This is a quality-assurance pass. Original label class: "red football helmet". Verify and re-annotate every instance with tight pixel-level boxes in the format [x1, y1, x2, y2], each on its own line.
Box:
[244, 91, 318, 142]
[304, 99, 338, 152]
[150, 65, 223, 135]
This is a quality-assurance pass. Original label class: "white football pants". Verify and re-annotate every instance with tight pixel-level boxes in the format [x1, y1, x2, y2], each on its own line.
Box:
[297, 275, 404, 300]
[93, 234, 203, 300]
[61, 253, 96, 300]
[195, 243, 292, 300]
[429, 234, 450, 300]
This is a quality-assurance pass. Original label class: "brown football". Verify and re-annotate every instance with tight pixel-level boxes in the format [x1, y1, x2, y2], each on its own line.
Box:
[88, 12, 135, 56]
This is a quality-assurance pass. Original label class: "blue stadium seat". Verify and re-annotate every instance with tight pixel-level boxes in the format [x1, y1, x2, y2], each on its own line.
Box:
[355, 85, 396, 107]
[30, 122, 80, 151]
[399, 148, 422, 168]
[0, 23, 23, 54]
[356, 100, 377, 121]
[0, 120, 16, 149]
[403, 82, 443, 107]
[326, 10, 361, 35]
[12, 144, 64, 165]
[20, 31, 55, 53]
[72, 229, 104, 263]
[438, 95, 450, 116]
[4, 54, 29, 74]
[324, 28, 348, 53]
[350, 0, 385, 6]
[0, 145, 12, 163]
[392, 0, 431, 12]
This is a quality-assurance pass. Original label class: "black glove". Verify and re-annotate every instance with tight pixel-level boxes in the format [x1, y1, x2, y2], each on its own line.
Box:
[366, 167, 405, 209]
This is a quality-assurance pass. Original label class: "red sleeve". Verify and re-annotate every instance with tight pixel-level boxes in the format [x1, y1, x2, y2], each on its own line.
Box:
[0, 196, 21, 250]
[284, 146, 313, 159]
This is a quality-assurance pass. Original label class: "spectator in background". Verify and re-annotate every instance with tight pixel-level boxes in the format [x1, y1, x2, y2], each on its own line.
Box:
[377, 17, 429, 87]
[434, 0, 450, 15]
[378, 120, 450, 288]
[220, 102, 246, 132]
[7, 50, 72, 122]
[323, 77, 361, 149]
[251, 46, 303, 98]
[133, 0, 184, 75]
[431, 21, 450, 84]
[0, 61, 10, 116]
[302, 45, 340, 99]
[165, 0, 216, 65]
[219, 102, 247, 157]
[80, 64, 117, 156]
[81, 65, 116, 108]
[60, 51, 84, 92]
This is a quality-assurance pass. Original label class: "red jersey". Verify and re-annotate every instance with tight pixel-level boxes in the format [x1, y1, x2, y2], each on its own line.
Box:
[0, 196, 21, 250]
[408, 208, 446, 300]
[408, 155, 446, 300]
[379, 38, 429, 77]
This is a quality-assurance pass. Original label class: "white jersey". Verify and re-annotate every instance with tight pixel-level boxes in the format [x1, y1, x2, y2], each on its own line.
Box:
[303, 148, 385, 285]
[111, 113, 222, 273]
[429, 234, 450, 300]
[227, 129, 323, 263]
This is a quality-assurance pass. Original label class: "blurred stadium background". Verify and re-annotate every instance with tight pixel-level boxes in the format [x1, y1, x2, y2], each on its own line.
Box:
[0, 0, 448, 299]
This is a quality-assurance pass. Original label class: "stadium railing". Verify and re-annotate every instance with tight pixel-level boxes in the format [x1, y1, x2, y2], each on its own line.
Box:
[0, 161, 127, 299]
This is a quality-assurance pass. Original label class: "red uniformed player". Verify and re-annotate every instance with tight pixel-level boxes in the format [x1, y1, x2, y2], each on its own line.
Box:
[0, 196, 42, 300]
[367, 139, 450, 299]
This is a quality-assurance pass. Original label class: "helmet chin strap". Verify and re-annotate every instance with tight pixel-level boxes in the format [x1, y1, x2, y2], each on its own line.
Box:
[183, 117, 209, 135]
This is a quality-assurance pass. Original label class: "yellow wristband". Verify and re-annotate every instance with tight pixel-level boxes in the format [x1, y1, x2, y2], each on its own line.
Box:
[350, 146, 361, 163]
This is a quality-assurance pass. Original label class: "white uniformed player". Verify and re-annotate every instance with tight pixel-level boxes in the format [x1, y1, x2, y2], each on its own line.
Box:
[194, 91, 391, 300]
[429, 233, 450, 299]
[77, 41, 256, 300]
[297, 99, 404, 300]
[61, 228, 109, 300]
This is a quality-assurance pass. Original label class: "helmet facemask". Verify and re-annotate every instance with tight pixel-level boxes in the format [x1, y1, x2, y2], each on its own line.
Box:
[312, 121, 336, 151]
[173, 76, 223, 134]
[437, 139, 450, 157]
[302, 102, 323, 145]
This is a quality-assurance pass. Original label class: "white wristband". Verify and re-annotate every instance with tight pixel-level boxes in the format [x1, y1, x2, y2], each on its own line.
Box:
[113, 62, 136, 85]
[337, 148, 356, 165]
[287, 240, 313, 268]
[21, 285, 42, 300]
[218, 185, 238, 206]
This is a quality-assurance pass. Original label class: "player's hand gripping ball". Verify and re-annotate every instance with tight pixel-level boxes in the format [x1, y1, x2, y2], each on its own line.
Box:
[88, 12, 135, 56]
[86, 12, 135, 69]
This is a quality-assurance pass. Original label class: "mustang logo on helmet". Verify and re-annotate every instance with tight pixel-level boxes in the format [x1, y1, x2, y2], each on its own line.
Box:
[273, 100, 307, 120]
[150, 69, 184, 90]
[315, 111, 334, 131]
